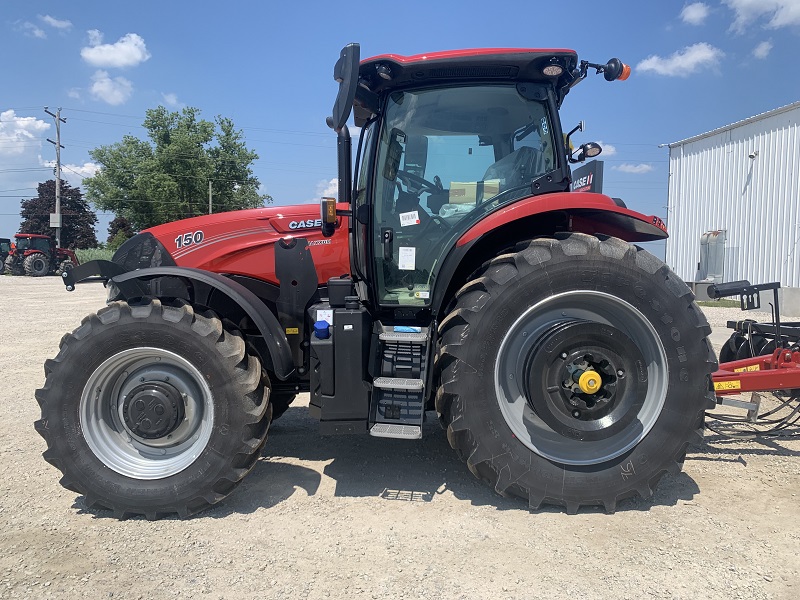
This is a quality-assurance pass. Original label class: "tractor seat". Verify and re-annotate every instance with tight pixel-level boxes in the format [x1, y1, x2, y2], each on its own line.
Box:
[483, 145, 541, 190]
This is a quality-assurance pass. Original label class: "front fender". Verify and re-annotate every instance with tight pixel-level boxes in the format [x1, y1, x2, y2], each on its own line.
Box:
[64, 261, 294, 380]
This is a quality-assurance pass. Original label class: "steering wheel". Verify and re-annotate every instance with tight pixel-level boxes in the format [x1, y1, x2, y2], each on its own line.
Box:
[396, 169, 443, 195]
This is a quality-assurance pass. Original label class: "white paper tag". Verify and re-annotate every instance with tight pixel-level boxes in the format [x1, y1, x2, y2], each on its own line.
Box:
[316, 309, 333, 325]
[399, 210, 420, 227]
[414, 291, 430, 299]
[398, 246, 416, 270]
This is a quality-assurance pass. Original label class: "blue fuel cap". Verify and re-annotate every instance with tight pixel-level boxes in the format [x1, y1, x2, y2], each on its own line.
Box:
[314, 320, 330, 339]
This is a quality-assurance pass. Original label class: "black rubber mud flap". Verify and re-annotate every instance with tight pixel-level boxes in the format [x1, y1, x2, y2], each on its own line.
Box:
[275, 237, 319, 369]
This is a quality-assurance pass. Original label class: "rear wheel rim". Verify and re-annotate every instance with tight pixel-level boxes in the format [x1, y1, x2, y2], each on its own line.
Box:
[494, 290, 668, 466]
[80, 347, 214, 479]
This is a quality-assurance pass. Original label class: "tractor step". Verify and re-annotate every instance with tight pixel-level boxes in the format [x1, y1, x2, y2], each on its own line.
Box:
[373, 377, 424, 390]
[369, 423, 422, 440]
[379, 330, 428, 343]
[369, 322, 430, 430]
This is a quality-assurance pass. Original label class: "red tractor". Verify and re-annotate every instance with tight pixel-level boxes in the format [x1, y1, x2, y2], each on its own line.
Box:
[38, 44, 716, 518]
[4, 233, 79, 277]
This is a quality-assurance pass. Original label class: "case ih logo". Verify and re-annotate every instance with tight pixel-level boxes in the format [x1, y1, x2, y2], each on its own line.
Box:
[571, 160, 604, 194]
[572, 172, 594, 192]
[289, 219, 322, 230]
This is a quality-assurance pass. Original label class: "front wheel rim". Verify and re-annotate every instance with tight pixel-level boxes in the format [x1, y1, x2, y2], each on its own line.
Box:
[80, 347, 215, 479]
[494, 290, 668, 466]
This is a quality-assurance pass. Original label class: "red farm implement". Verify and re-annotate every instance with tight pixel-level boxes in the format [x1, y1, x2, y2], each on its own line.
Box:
[709, 281, 800, 438]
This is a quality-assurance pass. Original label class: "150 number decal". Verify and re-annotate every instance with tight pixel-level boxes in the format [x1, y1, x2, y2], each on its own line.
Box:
[175, 230, 204, 249]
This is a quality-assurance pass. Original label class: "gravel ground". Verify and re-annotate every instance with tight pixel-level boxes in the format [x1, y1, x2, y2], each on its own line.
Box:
[1, 276, 798, 600]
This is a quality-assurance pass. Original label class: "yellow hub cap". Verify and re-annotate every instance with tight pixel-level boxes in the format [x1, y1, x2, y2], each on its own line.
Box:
[578, 370, 602, 394]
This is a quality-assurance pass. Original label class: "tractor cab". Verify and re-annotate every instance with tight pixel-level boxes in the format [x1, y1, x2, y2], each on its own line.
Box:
[323, 45, 629, 319]
[14, 234, 53, 255]
[302, 44, 637, 437]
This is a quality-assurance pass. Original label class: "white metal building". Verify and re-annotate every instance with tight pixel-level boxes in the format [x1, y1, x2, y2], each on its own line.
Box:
[665, 101, 800, 313]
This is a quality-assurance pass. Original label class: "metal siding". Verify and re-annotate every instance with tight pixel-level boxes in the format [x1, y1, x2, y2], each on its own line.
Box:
[666, 104, 800, 288]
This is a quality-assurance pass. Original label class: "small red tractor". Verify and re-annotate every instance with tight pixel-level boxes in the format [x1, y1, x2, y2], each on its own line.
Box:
[37, 44, 718, 518]
[3, 233, 79, 277]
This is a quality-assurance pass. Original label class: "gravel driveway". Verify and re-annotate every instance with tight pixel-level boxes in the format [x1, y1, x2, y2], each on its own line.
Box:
[1, 276, 798, 600]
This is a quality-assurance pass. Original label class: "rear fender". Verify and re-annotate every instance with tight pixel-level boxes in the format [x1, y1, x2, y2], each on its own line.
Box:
[456, 192, 667, 248]
[70, 264, 294, 380]
[432, 193, 668, 316]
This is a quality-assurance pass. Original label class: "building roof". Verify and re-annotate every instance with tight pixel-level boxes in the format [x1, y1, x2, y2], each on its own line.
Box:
[668, 100, 800, 148]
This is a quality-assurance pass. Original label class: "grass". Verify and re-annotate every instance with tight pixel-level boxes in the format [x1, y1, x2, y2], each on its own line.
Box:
[696, 299, 741, 309]
[76, 248, 114, 263]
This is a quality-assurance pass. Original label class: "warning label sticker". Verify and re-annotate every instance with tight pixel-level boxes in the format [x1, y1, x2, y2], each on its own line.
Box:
[399, 211, 420, 227]
[398, 246, 416, 270]
[714, 380, 741, 391]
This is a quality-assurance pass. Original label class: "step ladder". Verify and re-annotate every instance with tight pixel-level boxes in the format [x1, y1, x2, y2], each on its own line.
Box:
[369, 325, 429, 439]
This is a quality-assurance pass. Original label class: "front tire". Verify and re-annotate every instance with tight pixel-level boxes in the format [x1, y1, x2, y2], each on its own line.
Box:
[56, 259, 75, 276]
[35, 299, 272, 519]
[5, 255, 22, 275]
[435, 234, 716, 513]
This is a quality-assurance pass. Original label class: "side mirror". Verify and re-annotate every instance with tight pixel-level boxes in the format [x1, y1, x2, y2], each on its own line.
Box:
[571, 142, 603, 163]
[329, 44, 360, 132]
[321, 196, 337, 237]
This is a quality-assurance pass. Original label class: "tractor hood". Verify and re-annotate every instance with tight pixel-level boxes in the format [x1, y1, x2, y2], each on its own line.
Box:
[113, 205, 351, 287]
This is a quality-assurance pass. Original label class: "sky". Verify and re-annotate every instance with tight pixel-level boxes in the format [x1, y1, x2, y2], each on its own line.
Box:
[1, 0, 799, 258]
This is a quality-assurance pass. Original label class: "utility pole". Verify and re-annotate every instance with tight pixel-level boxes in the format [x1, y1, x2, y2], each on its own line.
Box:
[208, 180, 212, 214]
[45, 107, 66, 248]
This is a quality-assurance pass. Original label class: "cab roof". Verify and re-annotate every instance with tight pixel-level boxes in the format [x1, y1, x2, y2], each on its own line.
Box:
[358, 48, 578, 93]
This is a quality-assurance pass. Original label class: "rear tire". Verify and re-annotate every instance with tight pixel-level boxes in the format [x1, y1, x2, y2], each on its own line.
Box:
[435, 233, 716, 513]
[35, 299, 272, 519]
[24, 253, 49, 276]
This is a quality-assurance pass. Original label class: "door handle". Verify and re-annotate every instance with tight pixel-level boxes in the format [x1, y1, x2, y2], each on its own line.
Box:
[381, 227, 393, 261]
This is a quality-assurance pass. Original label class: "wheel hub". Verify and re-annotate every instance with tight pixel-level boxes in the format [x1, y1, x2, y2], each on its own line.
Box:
[122, 382, 185, 439]
[524, 320, 647, 442]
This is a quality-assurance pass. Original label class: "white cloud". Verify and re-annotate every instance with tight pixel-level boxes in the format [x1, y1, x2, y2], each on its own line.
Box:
[161, 92, 181, 107]
[724, 0, 800, 32]
[613, 163, 655, 174]
[38, 156, 100, 181]
[87, 29, 103, 46]
[0, 110, 50, 155]
[681, 2, 711, 25]
[21, 22, 46, 39]
[81, 31, 151, 68]
[89, 70, 133, 105]
[67, 88, 81, 100]
[753, 40, 774, 58]
[596, 141, 617, 156]
[39, 15, 72, 30]
[312, 178, 338, 202]
[637, 42, 723, 77]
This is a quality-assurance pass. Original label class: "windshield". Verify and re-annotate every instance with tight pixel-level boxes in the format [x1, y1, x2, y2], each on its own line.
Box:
[15, 238, 30, 251]
[371, 84, 556, 305]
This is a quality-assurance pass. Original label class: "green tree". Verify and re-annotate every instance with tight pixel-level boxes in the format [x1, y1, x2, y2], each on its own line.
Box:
[106, 215, 135, 252]
[19, 180, 98, 249]
[107, 215, 135, 244]
[84, 106, 270, 231]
